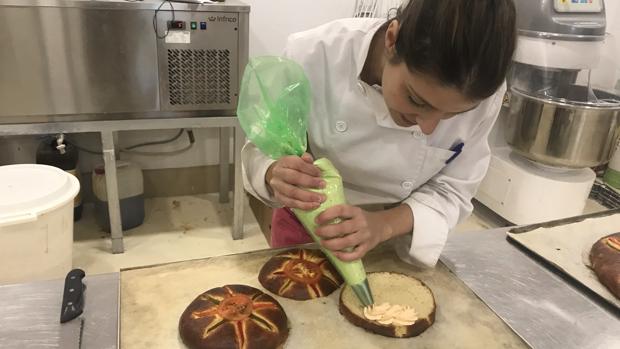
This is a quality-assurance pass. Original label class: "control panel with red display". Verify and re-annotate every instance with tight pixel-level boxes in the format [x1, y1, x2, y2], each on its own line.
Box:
[167, 20, 186, 30]
[169, 20, 210, 31]
[554, 0, 603, 13]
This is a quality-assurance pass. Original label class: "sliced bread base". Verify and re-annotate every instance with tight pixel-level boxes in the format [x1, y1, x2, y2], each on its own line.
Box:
[339, 272, 436, 338]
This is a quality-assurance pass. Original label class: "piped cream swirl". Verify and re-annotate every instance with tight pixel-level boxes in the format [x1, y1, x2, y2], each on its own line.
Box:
[363, 302, 418, 326]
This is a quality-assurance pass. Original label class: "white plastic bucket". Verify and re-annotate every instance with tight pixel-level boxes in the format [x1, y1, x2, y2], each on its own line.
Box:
[0, 164, 80, 285]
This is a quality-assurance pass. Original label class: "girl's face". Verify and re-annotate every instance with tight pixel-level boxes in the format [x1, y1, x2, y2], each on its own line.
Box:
[380, 20, 480, 134]
[381, 63, 479, 134]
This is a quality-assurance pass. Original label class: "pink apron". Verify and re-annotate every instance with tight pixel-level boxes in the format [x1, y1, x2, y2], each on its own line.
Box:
[270, 207, 314, 247]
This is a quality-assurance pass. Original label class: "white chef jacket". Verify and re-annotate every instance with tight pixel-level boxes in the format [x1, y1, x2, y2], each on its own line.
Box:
[241, 18, 505, 267]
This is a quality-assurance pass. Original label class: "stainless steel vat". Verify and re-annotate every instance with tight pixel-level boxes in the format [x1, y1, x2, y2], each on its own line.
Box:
[506, 86, 620, 168]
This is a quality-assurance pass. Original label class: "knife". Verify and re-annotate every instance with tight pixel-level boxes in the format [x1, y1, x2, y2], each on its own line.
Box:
[59, 269, 86, 349]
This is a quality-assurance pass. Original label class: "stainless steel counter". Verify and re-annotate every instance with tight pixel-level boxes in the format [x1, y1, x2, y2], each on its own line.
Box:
[0, 272, 120, 349]
[3, 226, 619, 348]
[440, 227, 620, 349]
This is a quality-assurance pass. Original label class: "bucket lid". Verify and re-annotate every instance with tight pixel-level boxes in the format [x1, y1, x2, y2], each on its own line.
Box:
[0, 164, 80, 225]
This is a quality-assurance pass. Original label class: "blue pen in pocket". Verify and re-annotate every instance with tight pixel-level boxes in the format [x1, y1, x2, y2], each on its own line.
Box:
[446, 142, 464, 164]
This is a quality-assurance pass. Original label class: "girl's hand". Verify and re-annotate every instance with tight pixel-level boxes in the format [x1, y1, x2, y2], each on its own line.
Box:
[266, 153, 326, 210]
[315, 205, 389, 261]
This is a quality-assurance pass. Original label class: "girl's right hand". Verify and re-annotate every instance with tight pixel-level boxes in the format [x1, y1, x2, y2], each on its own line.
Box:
[265, 153, 326, 210]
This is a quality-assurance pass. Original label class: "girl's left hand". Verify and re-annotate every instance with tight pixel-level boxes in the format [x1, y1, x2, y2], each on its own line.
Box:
[314, 205, 389, 261]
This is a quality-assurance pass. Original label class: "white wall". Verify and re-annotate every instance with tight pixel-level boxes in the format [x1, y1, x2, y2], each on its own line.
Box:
[606, 1, 620, 36]
[244, 0, 356, 57]
[590, 1, 620, 90]
[606, 0, 620, 90]
[606, 0, 620, 84]
[0, 1, 357, 171]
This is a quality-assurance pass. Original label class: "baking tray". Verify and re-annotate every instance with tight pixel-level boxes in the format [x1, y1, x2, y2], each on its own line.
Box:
[507, 208, 620, 310]
[120, 243, 527, 349]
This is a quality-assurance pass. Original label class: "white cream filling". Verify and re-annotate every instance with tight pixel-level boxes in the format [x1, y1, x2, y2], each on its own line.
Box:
[363, 303, 418, 326]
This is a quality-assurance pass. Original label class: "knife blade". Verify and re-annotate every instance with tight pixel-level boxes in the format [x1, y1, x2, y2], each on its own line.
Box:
[59, 269, 86, 349]
[60, 318, 84, 349]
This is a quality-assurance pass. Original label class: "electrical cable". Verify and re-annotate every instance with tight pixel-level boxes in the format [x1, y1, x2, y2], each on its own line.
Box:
[120, 143, 193, 156]
[153, 0, 175, 39]
[120, 129, 194, 155]
[123, 129, 185, 150]
[67, 129, 194, 156]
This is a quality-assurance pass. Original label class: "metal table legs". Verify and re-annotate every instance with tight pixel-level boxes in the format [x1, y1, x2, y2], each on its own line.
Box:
[101, 131, 124, 254]
[0, 117, 245, 253]
[219, 127, 231, 204]
[219, 125, 246, 240]
[104, 125, 245, 251]
[232, 125, 245, 240]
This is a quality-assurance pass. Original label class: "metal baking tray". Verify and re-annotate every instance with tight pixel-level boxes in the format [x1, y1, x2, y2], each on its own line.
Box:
[507, 208, 620, 310]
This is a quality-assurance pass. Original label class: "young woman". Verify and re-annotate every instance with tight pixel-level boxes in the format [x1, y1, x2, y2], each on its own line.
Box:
[242, 0, 517, 267]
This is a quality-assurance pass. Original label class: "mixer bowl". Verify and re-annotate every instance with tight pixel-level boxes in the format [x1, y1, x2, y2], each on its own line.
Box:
[505, 86, 620, 168]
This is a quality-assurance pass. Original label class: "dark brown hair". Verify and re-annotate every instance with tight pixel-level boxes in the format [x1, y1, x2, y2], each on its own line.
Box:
[390, 0, 517, 100]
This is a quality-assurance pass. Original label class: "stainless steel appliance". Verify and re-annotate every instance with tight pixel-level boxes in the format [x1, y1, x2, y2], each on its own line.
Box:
[505, 0, 620, 169]
[0, 0, 249, 123]
[506, 86, 620, 169]
[476, 0, 620, 224]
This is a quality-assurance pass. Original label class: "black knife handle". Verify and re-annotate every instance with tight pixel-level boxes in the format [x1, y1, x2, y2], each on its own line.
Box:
[60, 268, 86, 323]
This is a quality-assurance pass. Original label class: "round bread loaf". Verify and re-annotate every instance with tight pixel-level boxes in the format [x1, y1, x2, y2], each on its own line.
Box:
[590, 232, 620, 299]
[259, 248, 344, 300]
[339, 272, 436, 338]
[179, 284, 288, 349]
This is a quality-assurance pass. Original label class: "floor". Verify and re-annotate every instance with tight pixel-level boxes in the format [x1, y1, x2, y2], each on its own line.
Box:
[72, 194, 609, 276]
[73, 194, 269, 275]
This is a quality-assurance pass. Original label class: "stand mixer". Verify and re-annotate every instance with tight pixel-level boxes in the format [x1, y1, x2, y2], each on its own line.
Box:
[476, 0, 620, 225]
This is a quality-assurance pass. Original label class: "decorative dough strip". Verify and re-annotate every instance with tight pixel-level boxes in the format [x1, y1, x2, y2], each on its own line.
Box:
[252, 301, 280, 311]
[224, 286, 236, 297]
[250, 313, 279, 333]
[266, 269, 286, 280]
[191, 308, 219, 320]
[278, 278, 295, 295]
[200, 317, 226, 339]
[233, 320, 247, 349]
[605, 236, 620, 251]
[307, 283, 322, 298]
[199, 293, 223, 304]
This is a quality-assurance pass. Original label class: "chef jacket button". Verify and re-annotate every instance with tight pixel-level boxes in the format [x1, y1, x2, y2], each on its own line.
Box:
[335, 121, 348, 132]
[401, 181, 414, 190]
[412, 130, 424, 139]
[357, 82, 367, 96]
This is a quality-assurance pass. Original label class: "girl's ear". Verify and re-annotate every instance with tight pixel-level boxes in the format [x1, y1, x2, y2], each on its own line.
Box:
[385, 20, 400, 58]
